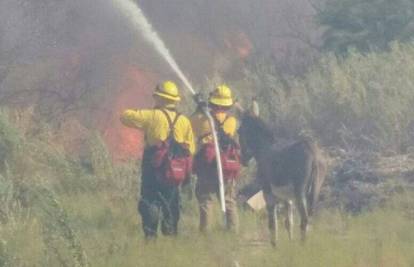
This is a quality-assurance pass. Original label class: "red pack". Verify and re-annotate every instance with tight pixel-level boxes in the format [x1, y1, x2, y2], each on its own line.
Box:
[151, 109, 192, 186]
[194, 114, 241, 180]
[162, 156, 192, 185]
[221, 143, 241, 179]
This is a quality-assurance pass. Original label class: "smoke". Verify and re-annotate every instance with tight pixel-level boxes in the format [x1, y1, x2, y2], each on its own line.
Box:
[111, 0, 195, 95]
[0, 0, 322, 158]
[0, 0, 321, 110]
[0, 0, 157, 114]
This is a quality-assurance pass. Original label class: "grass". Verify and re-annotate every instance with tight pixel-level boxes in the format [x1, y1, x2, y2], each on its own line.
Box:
[71, 190, 414, 267]
[2, 187, 413, 267]
[1, 110, 414, 267]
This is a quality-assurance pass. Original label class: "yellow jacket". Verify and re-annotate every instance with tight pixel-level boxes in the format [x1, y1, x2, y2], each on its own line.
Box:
[120, 106, 196, 154]
[191, 110, 238, 146]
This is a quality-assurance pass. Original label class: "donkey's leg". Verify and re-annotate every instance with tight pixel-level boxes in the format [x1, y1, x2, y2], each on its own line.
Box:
[284, 200, 294, 241]
[296, 190, 308, 241]
[264, 192, 278, 247]
[267, 203, 278, 247]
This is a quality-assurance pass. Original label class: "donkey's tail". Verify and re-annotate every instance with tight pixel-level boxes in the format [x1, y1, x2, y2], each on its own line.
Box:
[307, 158, 326, 216]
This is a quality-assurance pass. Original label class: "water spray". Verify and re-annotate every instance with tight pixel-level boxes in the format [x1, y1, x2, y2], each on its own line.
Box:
[112, 0, 226, 215]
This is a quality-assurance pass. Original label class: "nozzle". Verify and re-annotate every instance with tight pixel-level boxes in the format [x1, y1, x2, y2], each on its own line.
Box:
[193, 92, 204, 103]
[193, 93, 208, 111]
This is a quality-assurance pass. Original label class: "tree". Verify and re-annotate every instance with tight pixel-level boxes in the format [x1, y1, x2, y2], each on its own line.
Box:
[318, 0, 414, 54]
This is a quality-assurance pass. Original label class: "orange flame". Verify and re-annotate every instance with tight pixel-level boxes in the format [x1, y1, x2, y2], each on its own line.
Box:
[104, 65, 157, 161]
[225, 32, 252, 59]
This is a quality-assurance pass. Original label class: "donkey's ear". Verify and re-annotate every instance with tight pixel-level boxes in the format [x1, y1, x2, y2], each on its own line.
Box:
[233, 100, 245, 116]
[251, 98, 260, 117]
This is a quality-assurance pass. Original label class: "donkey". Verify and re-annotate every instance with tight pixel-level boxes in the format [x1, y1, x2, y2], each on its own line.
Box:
[237, 101, 326, 246]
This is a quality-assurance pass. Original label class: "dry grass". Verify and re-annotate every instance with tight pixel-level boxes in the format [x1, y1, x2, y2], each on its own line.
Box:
[2, 185, 413, 267]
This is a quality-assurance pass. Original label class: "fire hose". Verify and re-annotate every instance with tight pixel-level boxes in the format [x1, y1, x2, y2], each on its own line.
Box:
[206, 111, 226, 215]
[193, 94, 226, 215]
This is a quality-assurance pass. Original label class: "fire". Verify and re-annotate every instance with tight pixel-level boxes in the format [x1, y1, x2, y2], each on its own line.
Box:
[104, 65, 157, 161]
[225, 32, 252, 59]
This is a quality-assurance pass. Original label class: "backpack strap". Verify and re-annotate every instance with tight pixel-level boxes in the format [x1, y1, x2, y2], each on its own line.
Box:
[213, 113, 239, 149]
[214, 113, 229, 129]
[213, 113, 230, 136]
[198, 113, 230, 143]
[159, 109, 181, 140]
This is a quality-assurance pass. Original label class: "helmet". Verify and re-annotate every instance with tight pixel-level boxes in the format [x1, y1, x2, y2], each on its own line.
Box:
[209, 84, 234, 107]
[153, 81, 181, 102]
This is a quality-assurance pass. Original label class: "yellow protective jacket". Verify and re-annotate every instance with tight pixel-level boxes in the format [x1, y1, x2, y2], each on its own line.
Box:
[120, 106, 196, 154]
[191, 110, 238, 146]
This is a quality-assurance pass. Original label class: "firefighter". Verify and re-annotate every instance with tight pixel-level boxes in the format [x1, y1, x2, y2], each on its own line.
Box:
[192, 85, 241, 232]
[120, 81, 195, 239]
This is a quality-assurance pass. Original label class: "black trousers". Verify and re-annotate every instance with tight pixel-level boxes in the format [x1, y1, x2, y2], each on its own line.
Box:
[138, 148, 180, 239]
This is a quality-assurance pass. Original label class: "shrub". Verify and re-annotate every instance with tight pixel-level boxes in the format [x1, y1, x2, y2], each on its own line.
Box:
[238, 42, 414, 152]
[318, 0, 414, 54]
[0, 110, 22, 170]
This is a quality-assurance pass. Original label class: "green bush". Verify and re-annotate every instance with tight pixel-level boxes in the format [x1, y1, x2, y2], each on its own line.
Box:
[239, 42, 414, 152]
[0, 110, 22, 169]
[318, 0, 414, 54]
[0, 110, 139, 266]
